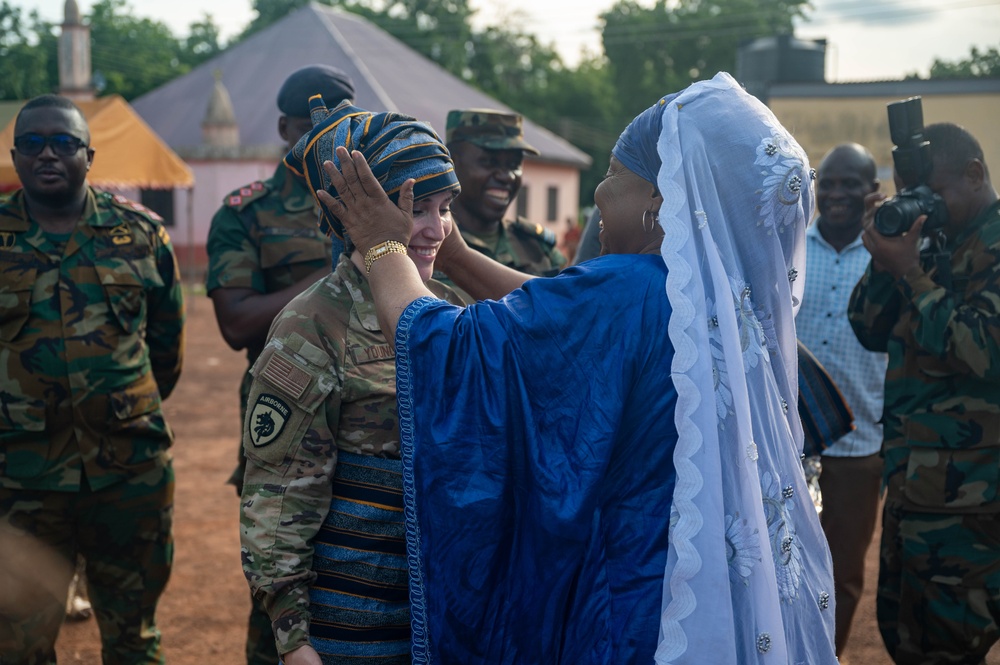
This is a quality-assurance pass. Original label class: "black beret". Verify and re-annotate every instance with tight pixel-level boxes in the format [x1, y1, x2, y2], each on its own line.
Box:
[277, 65, 356, 118]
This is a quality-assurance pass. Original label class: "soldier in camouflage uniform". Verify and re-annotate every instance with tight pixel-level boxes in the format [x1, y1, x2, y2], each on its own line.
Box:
[0, 95, 184, 663]
[205, 64, 355, 665]
[444, 109, 565, 283]
[849, 122, 1000, 664]
[241, 101, 462, 665]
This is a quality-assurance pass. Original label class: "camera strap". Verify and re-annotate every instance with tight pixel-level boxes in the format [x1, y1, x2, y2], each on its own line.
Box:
[933, 252, 953, 291]
[928, 231, 953, 291]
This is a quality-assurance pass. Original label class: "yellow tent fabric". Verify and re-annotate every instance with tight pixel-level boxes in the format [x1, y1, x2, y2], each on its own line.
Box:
[0, 95, 193, 190]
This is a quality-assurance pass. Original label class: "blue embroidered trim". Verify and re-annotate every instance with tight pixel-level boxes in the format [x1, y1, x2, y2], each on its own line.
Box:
[395, 296, 438, 665]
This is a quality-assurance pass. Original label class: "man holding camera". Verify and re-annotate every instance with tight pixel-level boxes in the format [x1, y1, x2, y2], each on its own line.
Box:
[849, 121, 1000, 663]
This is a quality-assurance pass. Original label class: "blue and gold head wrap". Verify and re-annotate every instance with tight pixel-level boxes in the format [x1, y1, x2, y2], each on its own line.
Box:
[285, 95, 459, 241]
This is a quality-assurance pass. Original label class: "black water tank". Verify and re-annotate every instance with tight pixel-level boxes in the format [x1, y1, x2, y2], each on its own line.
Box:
[737, 34, 826, 100]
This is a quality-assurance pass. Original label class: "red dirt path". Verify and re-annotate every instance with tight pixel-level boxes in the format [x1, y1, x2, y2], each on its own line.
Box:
[53, 290, 999, 664]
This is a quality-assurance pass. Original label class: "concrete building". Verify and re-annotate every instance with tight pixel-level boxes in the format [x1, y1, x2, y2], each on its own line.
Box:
[767, 78, 1000, 192]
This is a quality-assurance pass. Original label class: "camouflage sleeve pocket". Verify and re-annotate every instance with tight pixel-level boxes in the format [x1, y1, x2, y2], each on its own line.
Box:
[243, 341, 334, 468]
[902, 414, 1000, 511]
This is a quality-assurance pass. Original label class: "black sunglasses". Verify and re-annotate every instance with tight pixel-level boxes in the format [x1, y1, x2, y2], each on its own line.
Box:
[13, 133, 89, 157]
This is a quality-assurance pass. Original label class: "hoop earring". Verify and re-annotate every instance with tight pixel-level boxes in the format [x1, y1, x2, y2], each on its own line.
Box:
[642, 209, 658, 233]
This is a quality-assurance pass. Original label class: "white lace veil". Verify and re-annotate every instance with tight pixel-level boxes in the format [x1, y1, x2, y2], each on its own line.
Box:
[654, 73, 837, 663]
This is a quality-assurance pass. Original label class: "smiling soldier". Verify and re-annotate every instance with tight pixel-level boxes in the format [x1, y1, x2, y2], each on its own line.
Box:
[444, 109, 566, 279]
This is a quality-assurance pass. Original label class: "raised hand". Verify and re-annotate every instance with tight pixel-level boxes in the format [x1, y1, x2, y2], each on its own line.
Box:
[861, 191, 925, 279]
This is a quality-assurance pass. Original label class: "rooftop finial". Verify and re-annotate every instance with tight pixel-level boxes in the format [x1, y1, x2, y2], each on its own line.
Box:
[64, 0, 81, 24]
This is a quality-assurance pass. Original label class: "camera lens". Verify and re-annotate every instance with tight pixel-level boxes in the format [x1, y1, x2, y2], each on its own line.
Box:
[874, 196, 924, 237]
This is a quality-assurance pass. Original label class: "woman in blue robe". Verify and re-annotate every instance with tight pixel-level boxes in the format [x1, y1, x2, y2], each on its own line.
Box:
[302, 73, 838, 664]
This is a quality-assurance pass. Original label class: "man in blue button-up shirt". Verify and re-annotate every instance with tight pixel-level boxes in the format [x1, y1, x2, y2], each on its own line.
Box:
[797, 142, 888, 656]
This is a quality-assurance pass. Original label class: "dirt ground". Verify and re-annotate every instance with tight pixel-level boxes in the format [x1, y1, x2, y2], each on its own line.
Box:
[52, 289, 999, 664]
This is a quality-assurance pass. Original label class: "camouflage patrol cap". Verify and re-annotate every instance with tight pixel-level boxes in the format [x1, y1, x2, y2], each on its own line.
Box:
[446, 109, 540, 155]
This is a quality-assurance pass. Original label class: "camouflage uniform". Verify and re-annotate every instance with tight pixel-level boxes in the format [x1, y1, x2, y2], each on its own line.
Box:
[848, 200, 1000, 664]
[240, 255, 461, 658]
[0, 187, 183, 664]
[460, 217, 565, 276]
[205, 161, 332, 665]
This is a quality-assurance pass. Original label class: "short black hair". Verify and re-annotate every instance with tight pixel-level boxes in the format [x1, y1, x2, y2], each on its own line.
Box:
[14, 94, 87, 136]
[821, 143, 878, 183]
[925, 122, 988, 178]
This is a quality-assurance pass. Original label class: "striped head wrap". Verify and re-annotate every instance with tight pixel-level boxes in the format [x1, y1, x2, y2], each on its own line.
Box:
[285, 95, 459, 241]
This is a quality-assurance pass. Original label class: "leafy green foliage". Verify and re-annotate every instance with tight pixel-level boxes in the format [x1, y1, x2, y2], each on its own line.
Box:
[601, 0, 810, 122]
[88, 0, 188, 99]
[240, 0, 312, 39]
[461, 22, 621, 208]
[0, 0, 226, 102]
[929, 44, 1000, 79]
[350, 0, 474, 76]
[241, 0, 474, 74]
[0, 1, 56, 100]
[180, 14, 224, 68]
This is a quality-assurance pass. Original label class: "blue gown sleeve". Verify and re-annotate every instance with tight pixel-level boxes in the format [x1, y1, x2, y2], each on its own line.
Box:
[395, 255, 679, 664]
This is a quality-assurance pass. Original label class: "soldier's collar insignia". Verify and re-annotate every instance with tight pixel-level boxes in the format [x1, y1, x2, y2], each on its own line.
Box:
[250, 393, 291, 447]
[0, 231, 14, 248]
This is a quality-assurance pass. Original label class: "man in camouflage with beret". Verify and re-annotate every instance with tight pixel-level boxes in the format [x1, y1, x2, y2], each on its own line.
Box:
[849, 122, 1000, 663]
[205, 63, 354, 665]
[444, 109, 565, 282]
[0, 94, 184, 663]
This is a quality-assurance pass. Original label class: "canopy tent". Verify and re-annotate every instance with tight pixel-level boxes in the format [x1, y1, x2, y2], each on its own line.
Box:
[0, 94, 193, 191]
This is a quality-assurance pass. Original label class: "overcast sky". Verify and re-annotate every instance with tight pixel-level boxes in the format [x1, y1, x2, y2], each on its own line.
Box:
[24, 0, 1000, 81]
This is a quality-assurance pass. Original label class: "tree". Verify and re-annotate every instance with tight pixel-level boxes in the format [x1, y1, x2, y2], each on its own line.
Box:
[240, 0, 474, 75]
[929, 44, 1000, 79]
[451, 14, 621, 209]
[179, 14, 225, 69]
[1, 0, 223, 102]
[538, 57, 623, 209]
[465, 23, 561, 111]
[601, 0, 810, 123]
[0, 1, 57, 100]
[240, 0, 311, 39]
[87, 0, 189, 100]
[363, 0, 474, 76]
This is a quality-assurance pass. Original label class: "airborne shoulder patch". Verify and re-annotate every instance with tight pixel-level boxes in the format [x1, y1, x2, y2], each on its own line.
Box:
[249, 393, 291, 447]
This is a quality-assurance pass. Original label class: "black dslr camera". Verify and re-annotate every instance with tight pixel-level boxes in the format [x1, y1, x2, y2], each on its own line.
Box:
[873, 96, 948, 237]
